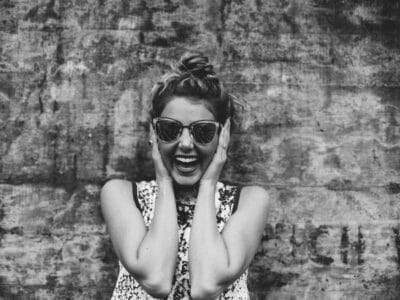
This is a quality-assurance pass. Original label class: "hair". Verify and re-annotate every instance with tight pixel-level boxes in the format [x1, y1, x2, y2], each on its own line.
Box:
[149, 52, 236, 127]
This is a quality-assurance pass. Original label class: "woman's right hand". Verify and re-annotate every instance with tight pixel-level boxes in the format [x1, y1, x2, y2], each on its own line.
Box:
[150, 125, 172, 183]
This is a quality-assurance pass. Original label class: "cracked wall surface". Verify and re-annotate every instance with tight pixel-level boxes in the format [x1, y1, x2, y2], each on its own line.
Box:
[1, 0, 400, 299]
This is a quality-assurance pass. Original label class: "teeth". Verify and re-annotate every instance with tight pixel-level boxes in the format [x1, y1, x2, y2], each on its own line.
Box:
[175, 156, 198, 163]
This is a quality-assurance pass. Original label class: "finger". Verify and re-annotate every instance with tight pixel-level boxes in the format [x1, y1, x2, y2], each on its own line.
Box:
[149, 125, 156, 142]
[225, 118, 231, 146]
[218, 128, 226, 151]
[221, 119, 230, 150]
[149, 124, 161, 158]
[217, 123, 225, 147]
[149, 124, 154, 142]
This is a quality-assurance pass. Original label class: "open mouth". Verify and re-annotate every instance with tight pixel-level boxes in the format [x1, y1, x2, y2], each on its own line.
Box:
[174, 155, 199, 173]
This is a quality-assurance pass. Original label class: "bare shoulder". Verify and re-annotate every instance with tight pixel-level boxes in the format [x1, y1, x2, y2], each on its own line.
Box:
[238, 185, 270, 211]
[100, 178, 132, 202]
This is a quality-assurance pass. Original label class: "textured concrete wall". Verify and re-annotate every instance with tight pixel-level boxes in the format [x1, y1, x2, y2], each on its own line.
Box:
[1, 0, 400, 299]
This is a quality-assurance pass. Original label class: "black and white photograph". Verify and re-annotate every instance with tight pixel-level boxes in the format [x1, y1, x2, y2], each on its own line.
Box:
[1, 0, 400, 299]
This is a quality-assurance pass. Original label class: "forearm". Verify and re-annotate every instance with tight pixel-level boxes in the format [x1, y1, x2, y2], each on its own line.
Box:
[189, 181, 237, 296]
[134, 180, 179, 283]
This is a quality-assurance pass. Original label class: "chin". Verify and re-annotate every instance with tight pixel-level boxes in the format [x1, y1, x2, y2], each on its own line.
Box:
[171, 170, 202, 187]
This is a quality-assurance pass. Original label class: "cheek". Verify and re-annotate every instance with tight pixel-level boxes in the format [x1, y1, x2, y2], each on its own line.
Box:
[198, 142, 218, 161]
[158, 143, 175, 163]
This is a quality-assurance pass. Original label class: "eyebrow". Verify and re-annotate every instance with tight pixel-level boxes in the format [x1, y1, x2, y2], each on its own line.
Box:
[157, 117, 218, 124]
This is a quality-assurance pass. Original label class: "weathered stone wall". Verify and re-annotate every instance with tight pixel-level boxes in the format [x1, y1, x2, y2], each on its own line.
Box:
[1, 0, 400, 299]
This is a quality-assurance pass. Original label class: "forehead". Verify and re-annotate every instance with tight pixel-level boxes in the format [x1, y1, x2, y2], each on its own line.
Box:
[160, 96, 215, 123]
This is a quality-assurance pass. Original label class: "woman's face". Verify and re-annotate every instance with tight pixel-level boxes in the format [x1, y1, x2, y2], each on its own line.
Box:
[156, 96, 220, 186]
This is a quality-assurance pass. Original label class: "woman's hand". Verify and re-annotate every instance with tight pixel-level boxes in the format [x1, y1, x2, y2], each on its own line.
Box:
[150, 125, 172, 183]
[200, 118, 230, 185]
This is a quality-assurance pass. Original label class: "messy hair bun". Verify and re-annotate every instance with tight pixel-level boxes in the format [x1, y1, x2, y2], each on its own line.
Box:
[176, 53, 216, 78]
[150, 52, 235, 128]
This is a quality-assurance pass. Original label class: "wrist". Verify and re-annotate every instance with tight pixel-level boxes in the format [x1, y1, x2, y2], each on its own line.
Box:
[157, 177, 173, 186]
[199, 179, 217, 189]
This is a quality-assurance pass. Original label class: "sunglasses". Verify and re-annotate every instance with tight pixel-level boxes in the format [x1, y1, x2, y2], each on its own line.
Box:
[152, 117, 221, 144]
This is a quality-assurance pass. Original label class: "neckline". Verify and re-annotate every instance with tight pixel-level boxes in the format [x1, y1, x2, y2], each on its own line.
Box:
[176, 194, 196, 205]
[150, 180, 224, 205]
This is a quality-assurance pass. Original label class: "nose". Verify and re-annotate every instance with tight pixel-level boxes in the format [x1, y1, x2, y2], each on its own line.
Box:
[178, 128, 194, 149]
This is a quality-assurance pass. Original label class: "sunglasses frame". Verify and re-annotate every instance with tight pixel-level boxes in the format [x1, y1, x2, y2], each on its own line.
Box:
[152, 117, 222, 144]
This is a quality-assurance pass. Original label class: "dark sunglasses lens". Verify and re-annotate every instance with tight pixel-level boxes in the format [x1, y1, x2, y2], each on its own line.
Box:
[156, 120, 181, 142]
[192, 123, 218, 144]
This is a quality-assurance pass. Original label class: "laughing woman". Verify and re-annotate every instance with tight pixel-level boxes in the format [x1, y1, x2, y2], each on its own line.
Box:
[101, 53, 269, 299]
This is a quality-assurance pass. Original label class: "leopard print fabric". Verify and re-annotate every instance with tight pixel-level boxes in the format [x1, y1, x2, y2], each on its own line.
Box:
[111, 180, 250, 300]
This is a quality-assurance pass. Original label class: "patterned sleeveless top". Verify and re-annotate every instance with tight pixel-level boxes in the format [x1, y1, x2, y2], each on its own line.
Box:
[111, 180, 250, 300]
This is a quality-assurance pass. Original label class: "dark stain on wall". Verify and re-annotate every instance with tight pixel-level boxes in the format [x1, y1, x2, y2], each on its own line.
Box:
[392, 227, 400, 267]
[54, 191, 84, 230]
[248, 266, 300, 291]
[47, 124, 59, 184]
[340, 226, 350, 264]
[386, 182, 400, 194]
[114, 156, 135, 178]
[0, 1, 17, 33]
[98, 239, 117, 264]
[373, 274, 400, 299]
[92, 35, 116, 70]
[377, 88, 400, 113]
[37, 74, 46, 114]
[46, 274, 58, 289]
[9, 226, 23, 235]
[312, 0, 400, 49]
[121, 0, 130, 17]
[1, 0, 15, 9]
[163, 0, 180, 13]
[138, 31, 145, 44]
[0, 76, 15, 99]
[131, 1, 154, 31]
[354, 226, 366, 265]
[0, 95, 10, 127]
[262, 223, 275, 241]
[151, 37, 171, 47]
[279, 139, 312, 182]
[226, 135, 265, 182]
[0, 276, 11, 299]
[384, 109, 399, 144]
[102, 110, 110, 179]
[204, 0, 225, 46]
[278, 189, 296, 205]
[252, 121, 299, 139]
[325, 178, 357, 191]
[0, 226, 24, 244]
[384, 146, 400, 171]
[171, 21, 194, 43]
[307, 224, 334, 265]
[289, 224, 304, 259]
[323, 153, 341, 169]
[282, 2, 299, 34]
[23, 0, 59, 23]
[151, 21, 195, 47]
[0, 208, 4, 224]
[55, 42, 65, 67]
[134, 141, 156, 181]
[51, 100, 59, 113]
[0, 226, 6, 244]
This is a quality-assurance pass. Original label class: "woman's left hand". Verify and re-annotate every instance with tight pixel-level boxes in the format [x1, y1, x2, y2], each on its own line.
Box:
[200, 118, 231, 185]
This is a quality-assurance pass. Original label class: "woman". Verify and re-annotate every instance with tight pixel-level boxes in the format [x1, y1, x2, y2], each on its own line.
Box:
[101, 53, 269, 299]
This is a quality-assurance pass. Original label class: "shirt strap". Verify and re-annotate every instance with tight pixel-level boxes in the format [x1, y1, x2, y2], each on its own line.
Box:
[131, 181, 141, 211]
[232, 185, 242, 214]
